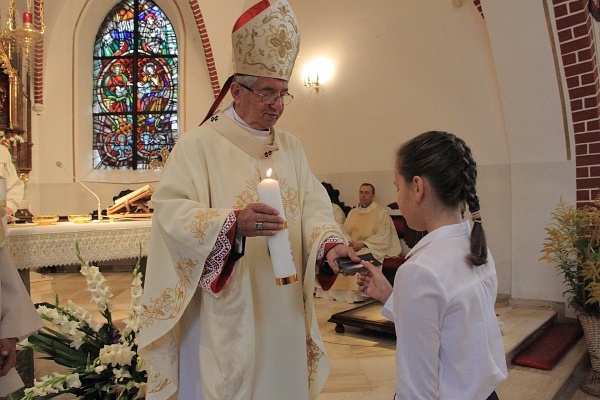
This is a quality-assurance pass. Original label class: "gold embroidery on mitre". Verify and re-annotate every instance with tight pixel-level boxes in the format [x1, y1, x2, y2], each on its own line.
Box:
[186, 209, 221, 244]
[306, 334, 324, 385]
[233, 2, 300, 80]
[139, 256, 198, 327]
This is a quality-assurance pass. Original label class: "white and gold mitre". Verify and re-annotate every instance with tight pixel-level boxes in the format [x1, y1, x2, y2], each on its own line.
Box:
[231, 0, 300, 81]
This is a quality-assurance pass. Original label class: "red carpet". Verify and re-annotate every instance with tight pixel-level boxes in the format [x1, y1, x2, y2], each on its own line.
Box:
[512, 323, 583, 370]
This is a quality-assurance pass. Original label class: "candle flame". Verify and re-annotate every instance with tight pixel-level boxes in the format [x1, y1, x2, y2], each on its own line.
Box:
[266, 168, 272, 178]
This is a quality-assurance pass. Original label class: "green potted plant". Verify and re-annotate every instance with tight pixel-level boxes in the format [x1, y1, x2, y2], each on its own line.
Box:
[540, 195, 600, 395]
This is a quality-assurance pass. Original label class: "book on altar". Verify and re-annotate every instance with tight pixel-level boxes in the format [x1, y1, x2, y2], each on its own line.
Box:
[107, 185, 154, 216]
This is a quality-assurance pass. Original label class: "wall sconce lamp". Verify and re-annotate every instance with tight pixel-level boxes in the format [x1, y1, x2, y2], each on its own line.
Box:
[302, 57, 334, 93]
[303, 75, 319, 92]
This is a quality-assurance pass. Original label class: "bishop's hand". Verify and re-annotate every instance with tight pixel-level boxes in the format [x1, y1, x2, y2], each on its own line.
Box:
[237, 203, 285, 237]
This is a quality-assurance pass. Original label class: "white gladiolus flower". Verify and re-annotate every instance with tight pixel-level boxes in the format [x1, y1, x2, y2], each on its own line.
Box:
[23, 247, 148, 400]
[136, 357, 148, 372]
[94, 364, 108, 374]
[70, 330, 87, 349]
[66, 373, 82, 388]
[113, 366, 133, 381]
[37, 305, 59, 319]
[52, 380, 64, 390]
[133, 382, 147, 399]
[67, 300, 103, 332]
[99, 343, 136, 367]
[81, 264, 114, 313]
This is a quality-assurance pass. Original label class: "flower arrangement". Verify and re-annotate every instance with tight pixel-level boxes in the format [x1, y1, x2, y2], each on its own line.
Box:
[540, 195, 600, 315]
[20, 243, 147, 400]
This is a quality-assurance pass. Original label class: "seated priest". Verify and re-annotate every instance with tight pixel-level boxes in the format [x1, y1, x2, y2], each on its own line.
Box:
[326, 183, 402, 303]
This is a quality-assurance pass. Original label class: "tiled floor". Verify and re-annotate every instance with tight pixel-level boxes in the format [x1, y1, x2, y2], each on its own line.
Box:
[24, 271, 600, 399]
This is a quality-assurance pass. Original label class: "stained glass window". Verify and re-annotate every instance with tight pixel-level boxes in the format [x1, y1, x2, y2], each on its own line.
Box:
[93, 0, 178, 170]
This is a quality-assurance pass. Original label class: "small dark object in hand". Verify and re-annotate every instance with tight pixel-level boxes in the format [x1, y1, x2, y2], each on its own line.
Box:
[335, 257, 366, 275]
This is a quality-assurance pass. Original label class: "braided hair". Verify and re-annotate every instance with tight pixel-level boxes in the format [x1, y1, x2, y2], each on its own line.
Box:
[395, 131, 487, 266]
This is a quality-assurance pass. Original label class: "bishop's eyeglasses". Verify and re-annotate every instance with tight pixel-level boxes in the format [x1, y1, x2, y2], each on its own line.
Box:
[238, 83, 294, 106]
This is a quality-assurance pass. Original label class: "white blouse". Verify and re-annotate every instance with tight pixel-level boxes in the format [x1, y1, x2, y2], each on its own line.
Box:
[382, 220, 507, 400]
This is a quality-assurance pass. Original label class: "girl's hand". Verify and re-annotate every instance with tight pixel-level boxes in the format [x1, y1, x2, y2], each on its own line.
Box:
[357, 262, 393, 304]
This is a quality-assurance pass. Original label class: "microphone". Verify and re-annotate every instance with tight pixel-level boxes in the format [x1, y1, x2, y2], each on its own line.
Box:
[56, 161, 103, 222]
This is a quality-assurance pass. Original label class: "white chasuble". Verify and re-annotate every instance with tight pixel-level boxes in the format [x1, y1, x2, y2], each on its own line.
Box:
[342, 202, 401, 263]
[138, 112, 343, 400]
[330, 203, 402, 294]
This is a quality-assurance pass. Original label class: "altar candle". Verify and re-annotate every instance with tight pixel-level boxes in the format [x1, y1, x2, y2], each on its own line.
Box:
[23, 12, 32, 24]
[257, 169, 298, 285]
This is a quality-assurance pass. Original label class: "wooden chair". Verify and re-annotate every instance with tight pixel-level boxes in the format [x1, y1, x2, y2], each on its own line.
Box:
[382, 214, 426, 285]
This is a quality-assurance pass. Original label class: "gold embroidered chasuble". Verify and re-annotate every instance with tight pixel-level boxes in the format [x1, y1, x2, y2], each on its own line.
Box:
[331, 202, 402, 292]
[343, 202, 401, 262]
[138, 112, 342, 400]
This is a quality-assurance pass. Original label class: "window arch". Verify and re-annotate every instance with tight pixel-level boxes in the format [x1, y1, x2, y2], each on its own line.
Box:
[92, 0, 178, 170]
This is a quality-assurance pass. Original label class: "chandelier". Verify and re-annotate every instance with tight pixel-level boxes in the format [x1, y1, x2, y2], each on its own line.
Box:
[0, 0, 45, 77]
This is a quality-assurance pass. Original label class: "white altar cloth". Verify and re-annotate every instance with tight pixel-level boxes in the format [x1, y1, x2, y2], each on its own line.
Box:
[7, 220, 152, 269]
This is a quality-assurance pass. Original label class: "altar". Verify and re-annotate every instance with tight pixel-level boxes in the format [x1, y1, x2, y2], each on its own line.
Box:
[7, 219, 152, 270]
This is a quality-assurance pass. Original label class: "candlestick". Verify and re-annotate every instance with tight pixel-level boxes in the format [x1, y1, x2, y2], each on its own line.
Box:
[257, 169, 298, 285]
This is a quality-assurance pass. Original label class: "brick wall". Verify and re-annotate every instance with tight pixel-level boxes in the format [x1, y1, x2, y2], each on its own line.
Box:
[551, 0, 600, 206]
[476, 0, 600, 206]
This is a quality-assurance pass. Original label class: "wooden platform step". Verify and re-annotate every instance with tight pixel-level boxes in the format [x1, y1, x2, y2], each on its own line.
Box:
[497, 338, 588, 400]
[495, 307, 590, 400]
[496, 306, 558, 364]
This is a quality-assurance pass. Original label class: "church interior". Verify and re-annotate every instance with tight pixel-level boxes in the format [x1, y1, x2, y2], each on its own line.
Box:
[2, 0, 600, 398]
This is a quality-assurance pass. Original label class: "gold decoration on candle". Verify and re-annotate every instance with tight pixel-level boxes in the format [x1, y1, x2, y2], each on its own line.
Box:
[275, 275, 298, 285]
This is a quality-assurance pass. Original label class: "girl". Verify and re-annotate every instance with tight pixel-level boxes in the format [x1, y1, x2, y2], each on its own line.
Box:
[357, 131, 507, 400]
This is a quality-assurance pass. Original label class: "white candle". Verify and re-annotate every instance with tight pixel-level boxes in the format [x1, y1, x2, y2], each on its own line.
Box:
[257, 169, 298, 285]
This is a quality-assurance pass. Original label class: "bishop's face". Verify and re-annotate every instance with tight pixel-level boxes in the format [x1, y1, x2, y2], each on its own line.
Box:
[231, 77, 288, 130]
